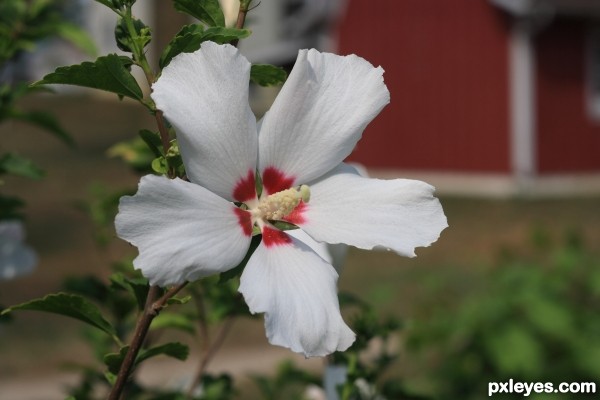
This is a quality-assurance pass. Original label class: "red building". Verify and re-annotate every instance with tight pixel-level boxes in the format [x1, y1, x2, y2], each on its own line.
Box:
[338, 0, 600, 196]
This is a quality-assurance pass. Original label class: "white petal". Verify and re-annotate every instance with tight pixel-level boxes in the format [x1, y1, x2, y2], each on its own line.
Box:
[239, 230, 355, 357]
[301, 164, 448, 257]
[115, 175, 252, 286]
[258, 49, 389, 190]
[286, 229, 348, 273]
[152, 42, 258, 202]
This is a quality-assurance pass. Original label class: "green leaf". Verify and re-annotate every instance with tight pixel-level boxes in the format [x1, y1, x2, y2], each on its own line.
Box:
[159, 24, 204, 69]
[522, 294, 575, 340]
[166, 295, 192, 305]
[108, 137, 156, 173]
[93, 0, 117, 9]
[104, 371, 117, 386]
[0, 153, 44, 179]
[56, 23, 97, 57]
[485, 324, 543, 375]
[137, 342, 189, 365]
[151, 156, 169, 174]
[201, 27, 251, 44]
[110, 273, 149, 311]
[104, 342, 189, 374]
[63, 275, 109, 303]
[174, 0, 225, 27]
[150, 312, 196, 334]
[0, 194, 25, 219]
[9, 110, 74, 146]
[338, 291, 371, 310]
[159, 25, 250, 69]
[138, 129, 163, 157]
[115, 17, 151, 53]
[269, 221, 298, 231]
[104, 345, 129, 374]
[33, 54, 143, 101]
[250, 64, 288, 87]
[2, 293, 117, 339]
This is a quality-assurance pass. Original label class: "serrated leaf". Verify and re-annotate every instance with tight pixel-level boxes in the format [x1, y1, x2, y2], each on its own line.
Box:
[9, 110, 74, 146]
[33, 54, 143, 100]
[174, 0, 225, 27]
[104, 342, 189, 374]
[250, 64, 287, 87]
[2, 293, 117, 339]
[202, 27, 251, 44]
[159, 24, 204, 68]
[159, 26, 250, 69]
[150, 312, 196, 334]
[0, 153, 44, 179]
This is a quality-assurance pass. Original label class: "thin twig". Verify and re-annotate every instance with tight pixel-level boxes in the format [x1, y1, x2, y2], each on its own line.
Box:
[107, 282, 188, 400]
[231, 0, 252, 47]
[154, 110, 172, 157]
[193, 288, 211, 350]
[107, 286, 160, 400]
[186, 317, 236, 398]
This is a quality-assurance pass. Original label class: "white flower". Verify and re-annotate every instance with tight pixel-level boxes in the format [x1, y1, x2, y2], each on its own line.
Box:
[0, 220, 37, 280]
[115, 42, 447, 357]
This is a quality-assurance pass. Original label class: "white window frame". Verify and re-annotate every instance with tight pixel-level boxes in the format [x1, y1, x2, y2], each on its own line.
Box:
[585, 27, 600, 122]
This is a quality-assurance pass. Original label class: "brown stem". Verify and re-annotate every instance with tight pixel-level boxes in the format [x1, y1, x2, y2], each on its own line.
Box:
[154, 110, 172, 156]
[107, 282, 188, 400]
[186, 317, 236, 398]
[231, 1, 251, 47]
[193, 289, 211, 351]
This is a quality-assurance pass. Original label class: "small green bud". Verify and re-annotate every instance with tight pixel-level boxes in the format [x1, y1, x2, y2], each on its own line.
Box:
[300, 185, 311, 203]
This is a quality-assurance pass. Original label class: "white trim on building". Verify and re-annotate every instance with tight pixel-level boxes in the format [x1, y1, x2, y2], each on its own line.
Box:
[509, 21, 537, 187]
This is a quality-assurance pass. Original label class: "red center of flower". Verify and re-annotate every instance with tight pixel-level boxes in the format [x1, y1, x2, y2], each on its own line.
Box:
[233, 167, 309, 243]
[262, 167, 295, 196]
[233, 207, 252, 237]
[282, 201, 307, 225]
[262, 226, 292, 247]
[232, 169, 256, 203]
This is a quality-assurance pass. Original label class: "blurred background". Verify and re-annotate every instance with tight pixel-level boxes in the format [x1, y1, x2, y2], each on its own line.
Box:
[1, 0, 599, 399]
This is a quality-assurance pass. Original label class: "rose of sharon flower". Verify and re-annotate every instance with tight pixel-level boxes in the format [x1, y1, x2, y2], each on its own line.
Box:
[0, 220, 37, 280]
[116, 42, 447, 357]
